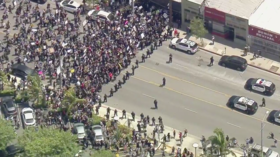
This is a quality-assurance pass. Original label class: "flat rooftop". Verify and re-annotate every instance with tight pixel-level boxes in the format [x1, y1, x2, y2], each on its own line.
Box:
[187, 0, 204, 5]
[206, 0, 264, 19]
[249, 0, 280, 34]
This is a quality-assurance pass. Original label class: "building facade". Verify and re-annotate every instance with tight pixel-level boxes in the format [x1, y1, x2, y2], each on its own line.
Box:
[204, 7, 248, 45]
[248, 26, 280, 58]
[181, 0, 203, 27]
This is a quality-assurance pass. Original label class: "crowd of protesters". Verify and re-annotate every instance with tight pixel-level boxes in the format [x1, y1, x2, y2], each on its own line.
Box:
[0, 0, 197, 156]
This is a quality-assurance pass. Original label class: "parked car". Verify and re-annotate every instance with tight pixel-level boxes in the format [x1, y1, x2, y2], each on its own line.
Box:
[169, 38, 198, 54]
[249, 144, 279, 157]
[1, 98, 17, 117]
[219, 55, 247, 71]
[60, 0, 82, 13]
[21, 107, 36, 126]
[73, 123, 86, 140]
[0, 145, 24, 157]
[92, 125, 104, 142]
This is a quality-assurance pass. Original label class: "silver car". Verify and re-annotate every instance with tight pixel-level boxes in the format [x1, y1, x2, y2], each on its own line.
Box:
[73, 123, 86, 140]
[92, 125, 104, 142]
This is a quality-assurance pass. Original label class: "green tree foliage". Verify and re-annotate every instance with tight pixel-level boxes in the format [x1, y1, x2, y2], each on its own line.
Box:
[18, 127, 80, 157]
[91, 149, 115, 157]
[62, 87, 86, 114]
[20, 75, 46, 107]
[0, 118, 16, 150]
[207, 128, 236, 157]
[0, 71, 9, 85]
[190, 18, 208, 45]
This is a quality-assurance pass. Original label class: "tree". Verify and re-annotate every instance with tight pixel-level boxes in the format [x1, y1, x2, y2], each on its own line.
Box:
[190, 18, 208, 45]
[91, 149, 115, 157]
[19, 75, 46, 107]
[207, 128, 236, 157]
[62, 87, 86, 114]
[0, 118, 16, 150]
[18, 127, 80, 157]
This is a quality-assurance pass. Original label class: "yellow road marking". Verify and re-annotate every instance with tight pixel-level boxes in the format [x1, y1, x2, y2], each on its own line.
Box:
[130, 75, 270, 124]
[140, 65, 230, 97]
[140, 65, 273, 111]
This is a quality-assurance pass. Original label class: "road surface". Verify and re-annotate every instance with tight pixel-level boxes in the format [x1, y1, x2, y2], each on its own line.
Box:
[101, 41, 280, 152]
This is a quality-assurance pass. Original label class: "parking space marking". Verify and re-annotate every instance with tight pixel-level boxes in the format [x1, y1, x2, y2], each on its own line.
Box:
[184, 108, 198, 114]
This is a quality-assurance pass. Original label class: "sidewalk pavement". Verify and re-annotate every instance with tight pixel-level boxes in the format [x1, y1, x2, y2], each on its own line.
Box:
[97, 104, 243, 157]
[174, 29, 280, 76]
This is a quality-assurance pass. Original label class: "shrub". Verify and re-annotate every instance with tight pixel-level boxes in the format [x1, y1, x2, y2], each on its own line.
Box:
[0, 89, 15, 96]
[89, 113, 105, 126]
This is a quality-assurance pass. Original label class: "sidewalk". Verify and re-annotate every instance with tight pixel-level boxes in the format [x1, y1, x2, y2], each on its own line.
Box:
[174, 29, 280, 76]
[97, 104, 243, 157]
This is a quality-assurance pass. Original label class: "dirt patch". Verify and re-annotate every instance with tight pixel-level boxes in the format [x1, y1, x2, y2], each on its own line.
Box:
[269, 66, 279, 73]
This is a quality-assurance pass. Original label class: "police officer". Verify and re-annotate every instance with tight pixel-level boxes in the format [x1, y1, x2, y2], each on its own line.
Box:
[131, 111, 135, 121]
[110, 88, 114, 97]
[122, 75, 126, 83]
[95, 106, 99, 115]
[131, 65, 135, 75]
[142, 54, 145, 62]
[125, 71, 129, 79]
[122, 109, 126, 119]
[154, 40, 157, 50]
[146, 49, 150, 58]
[135, 59, 139, 68]
[162, 77, 166, 86]
[169, 54, 172, 63]
[262, 97, 266, 107]
[103, 94, 107, 103]
[118, 80, 122, 88]
[114, 84, 118, 92]
[107, 107, 111, 115]
[209, 56, 214, 66]
[150, 44, 154, 53]
[98, 98, 102, 106]
[154, 99, 158, 109]
[159, 37, 163, 46]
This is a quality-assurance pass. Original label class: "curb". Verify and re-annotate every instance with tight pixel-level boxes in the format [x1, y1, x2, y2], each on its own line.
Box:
[199, 47, 280, 76]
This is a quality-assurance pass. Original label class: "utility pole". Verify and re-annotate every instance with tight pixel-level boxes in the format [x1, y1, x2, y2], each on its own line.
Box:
[169, 0, 173, 27]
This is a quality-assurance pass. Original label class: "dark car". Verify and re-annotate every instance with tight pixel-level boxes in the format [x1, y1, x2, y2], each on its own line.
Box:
[11, 64, 35, 80]
[227, 96, 258, 115]
[245, 78, 276, 96]
[1, 98, 17, 117]
[0, 145, 24, 157]
[219, 55, 247, 71]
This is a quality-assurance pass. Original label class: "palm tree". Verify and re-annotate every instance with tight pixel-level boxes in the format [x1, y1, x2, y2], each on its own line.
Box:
[20, 75, 46, 106]
[62, 87, 86, 114]
[207, 128, 236, 157]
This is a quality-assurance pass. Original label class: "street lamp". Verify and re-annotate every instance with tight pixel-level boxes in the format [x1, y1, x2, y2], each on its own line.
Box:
[193, 143, 199, 157]
[261, 111, 269, 157]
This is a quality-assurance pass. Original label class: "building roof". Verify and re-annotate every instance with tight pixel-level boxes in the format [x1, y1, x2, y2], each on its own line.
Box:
[249, 0, 280, 34]
[187, 0, 204, 5]
[206, 0, 264, 19]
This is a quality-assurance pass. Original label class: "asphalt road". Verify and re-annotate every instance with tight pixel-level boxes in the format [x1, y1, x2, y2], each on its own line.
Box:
[2, 0, 280, 154]
[101, 41, 280, 152]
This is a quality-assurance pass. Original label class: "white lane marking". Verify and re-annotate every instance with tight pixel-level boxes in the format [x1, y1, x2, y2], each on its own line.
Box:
[184, 108, 198, 114]
[227, 122, 242, 128]
[142, 94, 155, 99]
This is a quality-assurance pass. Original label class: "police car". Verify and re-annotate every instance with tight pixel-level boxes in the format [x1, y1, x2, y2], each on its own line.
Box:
[269, 110, 280, 124]
[169, 38, 198, 54]
[245, 78, 276, 96]
[227, 96, 258, 114]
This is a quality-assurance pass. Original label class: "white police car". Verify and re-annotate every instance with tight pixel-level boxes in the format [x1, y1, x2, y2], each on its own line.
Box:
[169, 38, 198, 54]
[227, 96, 258, 114]
[245, 78, 276, 96]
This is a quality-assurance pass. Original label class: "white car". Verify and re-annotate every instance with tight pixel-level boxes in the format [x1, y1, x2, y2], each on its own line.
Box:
[92, 125, 104, 142]
[21, 108, 36, 126]
[60, 0, 82, 13]
[169, 38, 198, 54]
[87, 10, 114, 21]
[73, 123, 86, 140]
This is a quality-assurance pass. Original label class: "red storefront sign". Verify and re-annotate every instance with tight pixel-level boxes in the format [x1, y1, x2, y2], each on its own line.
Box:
[204, 7, 226, 23]
[249, 26, 280, 44]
